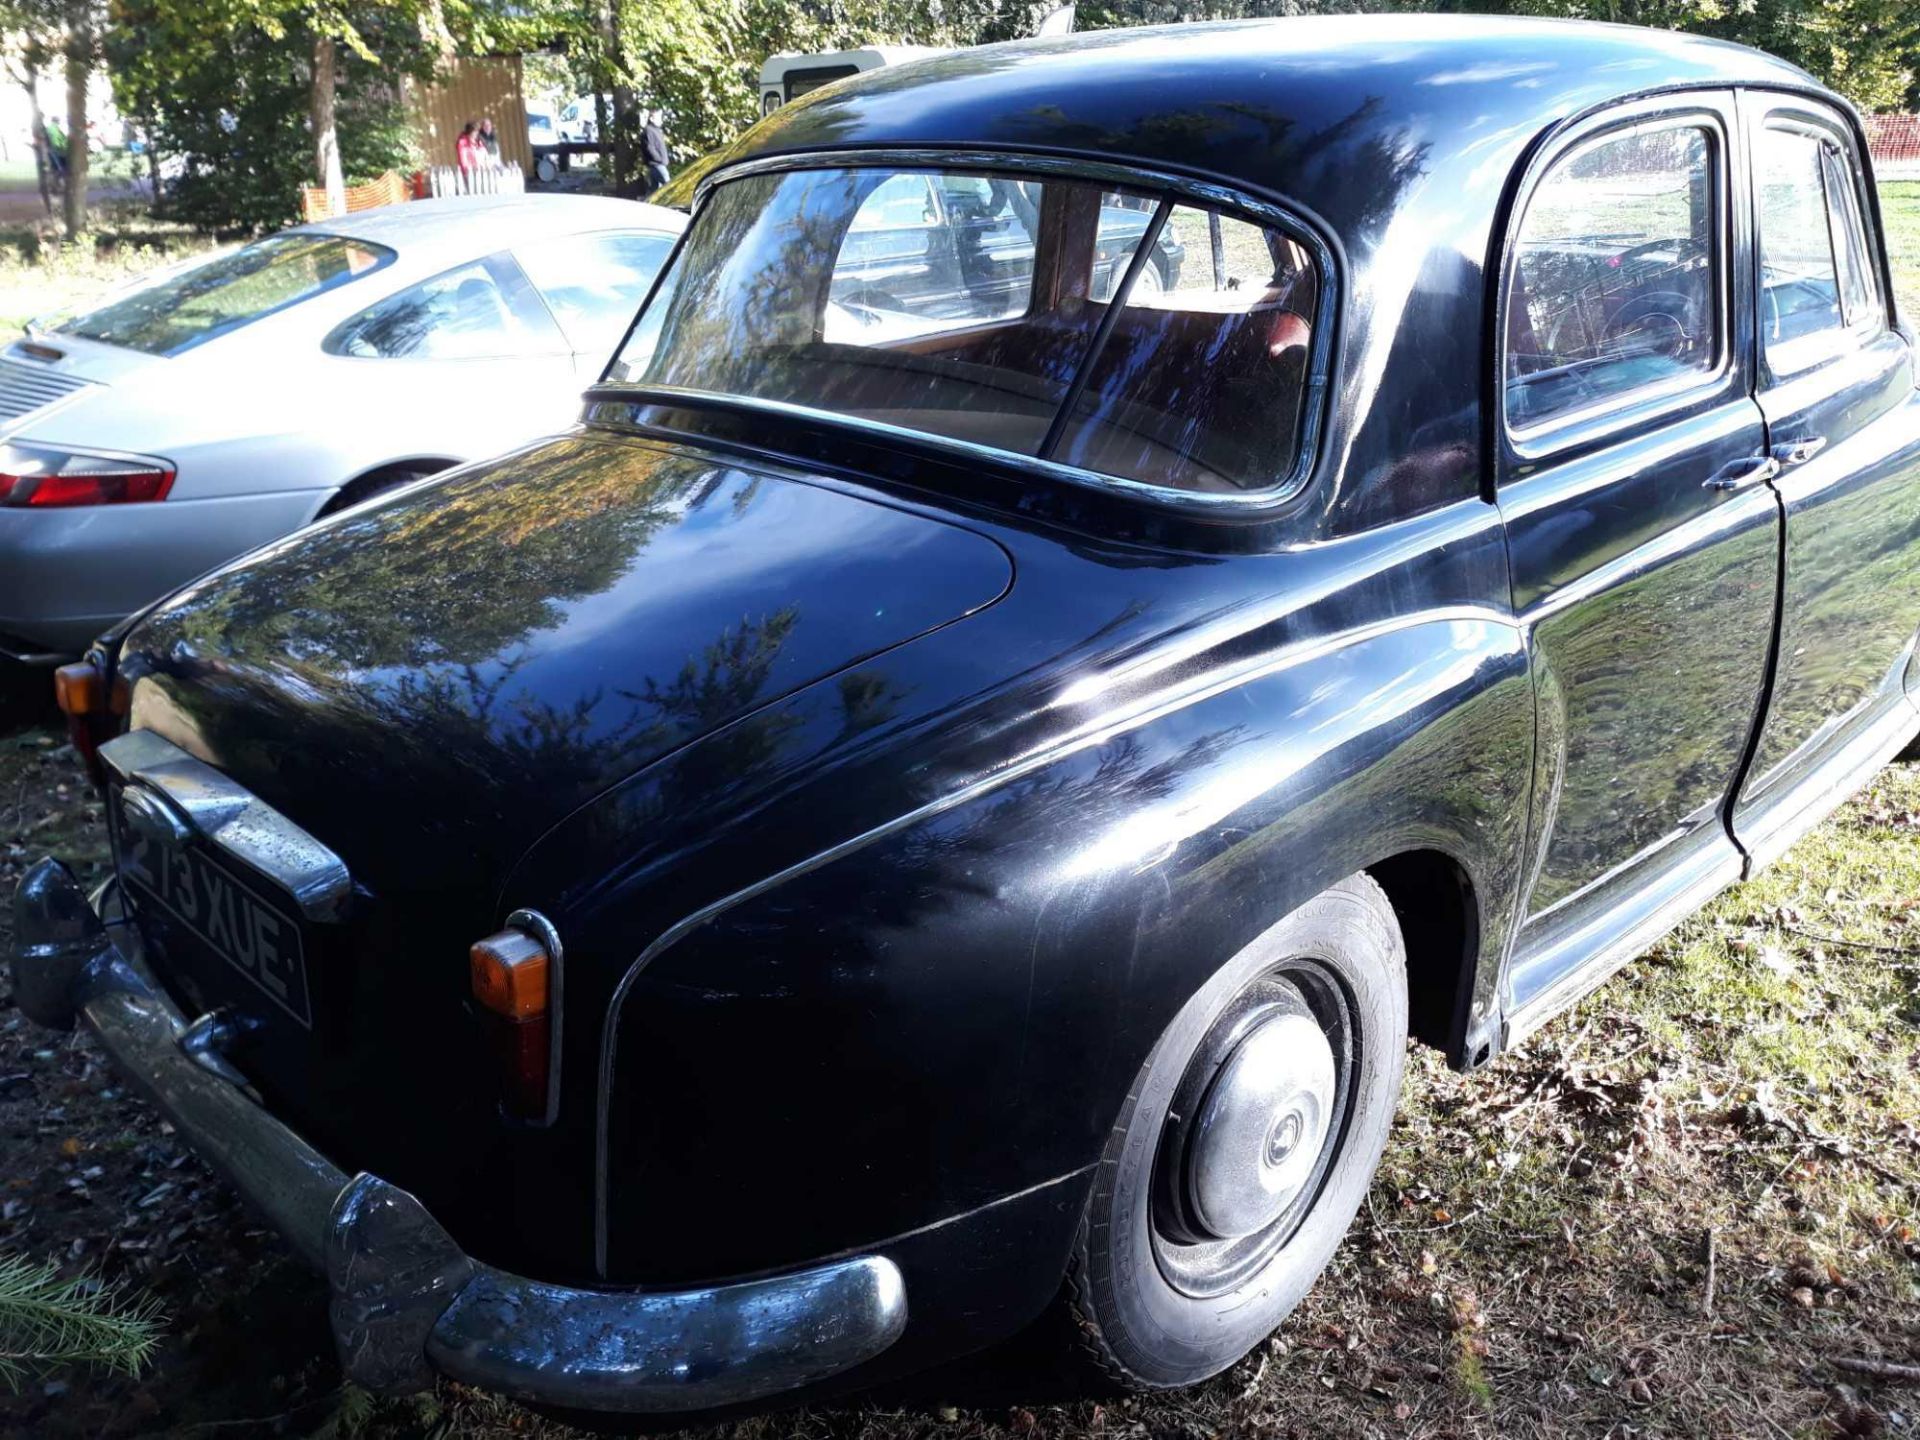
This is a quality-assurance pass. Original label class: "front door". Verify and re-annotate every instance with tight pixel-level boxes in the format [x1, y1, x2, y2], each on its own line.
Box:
[1496, 93, 1780, 1023]
[1728, 92, 1920, 868]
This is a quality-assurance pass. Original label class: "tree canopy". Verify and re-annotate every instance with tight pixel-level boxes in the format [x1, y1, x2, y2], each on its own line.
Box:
[18, 0, 1908, 235]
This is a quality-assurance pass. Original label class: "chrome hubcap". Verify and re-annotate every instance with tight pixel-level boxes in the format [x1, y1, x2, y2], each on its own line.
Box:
[1150, 967, 1353, 1298]
[1186, 1008, 1336, 1239]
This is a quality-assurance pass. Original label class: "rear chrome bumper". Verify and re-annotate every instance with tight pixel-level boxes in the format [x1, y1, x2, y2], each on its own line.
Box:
[10, 857, 908, 1412]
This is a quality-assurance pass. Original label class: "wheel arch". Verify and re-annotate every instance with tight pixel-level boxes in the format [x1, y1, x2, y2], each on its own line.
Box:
[313, 456, 462, 519]
[1364, 847, 1487, 1067]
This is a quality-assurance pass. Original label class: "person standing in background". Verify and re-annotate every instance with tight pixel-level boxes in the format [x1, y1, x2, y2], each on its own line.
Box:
[456, 120, 484, 178]
[42, 115, 68, 182]
[479, 117, 502, 168]
[642, 110, 671, 191]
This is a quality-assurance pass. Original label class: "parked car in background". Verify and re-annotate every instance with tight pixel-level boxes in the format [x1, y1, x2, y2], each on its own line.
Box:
[18, 15, 1920, 1422]
[827, 171, 1183, 340]
[0, 194, 684, 663]
[558, 97, 601, 143]
[525, 107, 559, 149]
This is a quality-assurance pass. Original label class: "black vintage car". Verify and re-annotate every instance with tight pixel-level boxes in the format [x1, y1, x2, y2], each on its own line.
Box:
[15, 14, 1920, 1418]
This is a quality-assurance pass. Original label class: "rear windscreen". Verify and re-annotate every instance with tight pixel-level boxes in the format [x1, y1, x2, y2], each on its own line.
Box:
[54, 233, 396, 357]
[609, 167, 1320, 496]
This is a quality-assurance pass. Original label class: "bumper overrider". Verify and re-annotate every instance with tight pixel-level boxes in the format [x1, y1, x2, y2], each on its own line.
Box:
[10, 858, 908, 1412]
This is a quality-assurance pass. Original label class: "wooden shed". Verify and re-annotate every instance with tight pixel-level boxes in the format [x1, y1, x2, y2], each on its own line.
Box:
[407, 56, 532, 174]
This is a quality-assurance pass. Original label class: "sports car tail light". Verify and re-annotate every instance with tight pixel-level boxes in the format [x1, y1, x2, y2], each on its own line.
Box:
[0, 441, 174, 507]
[53, 654, 128, 787]
[470, 926, 554, 1123]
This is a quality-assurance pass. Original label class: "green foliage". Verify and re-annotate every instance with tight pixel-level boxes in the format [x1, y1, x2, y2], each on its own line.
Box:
[109, 0, 427, 232]
[0, 1254, 163, 1389]
[1489, 0, 1920, 112]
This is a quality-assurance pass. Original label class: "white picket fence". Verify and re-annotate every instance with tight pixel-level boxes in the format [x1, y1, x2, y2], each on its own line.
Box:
[426, 164, 526, 199]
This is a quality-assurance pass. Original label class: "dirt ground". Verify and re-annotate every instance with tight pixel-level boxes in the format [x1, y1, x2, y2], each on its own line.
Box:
[0, 702, 1916, 1440]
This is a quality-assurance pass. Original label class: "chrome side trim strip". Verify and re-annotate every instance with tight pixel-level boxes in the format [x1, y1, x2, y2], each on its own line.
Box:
[99, 729, 352, 922]
[1736, 680, 1920, 877]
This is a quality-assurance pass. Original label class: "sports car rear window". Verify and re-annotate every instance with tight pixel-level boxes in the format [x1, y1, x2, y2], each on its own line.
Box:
[609, 167, 1322, 496]
[52, 234, 395, 358]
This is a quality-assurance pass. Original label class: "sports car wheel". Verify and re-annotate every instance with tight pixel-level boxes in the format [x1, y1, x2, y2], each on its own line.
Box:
[1066, 873, 1407, 1388]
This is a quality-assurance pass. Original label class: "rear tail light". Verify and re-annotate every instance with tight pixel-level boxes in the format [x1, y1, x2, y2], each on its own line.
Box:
[470, 918, 560, 1124]
[53, 654, 128, 788]
[0, 441, 174, 507]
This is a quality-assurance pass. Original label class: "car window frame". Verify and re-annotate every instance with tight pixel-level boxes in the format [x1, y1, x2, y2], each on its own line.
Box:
[320, 251, 568, 363]
[1750, 101, 1889, 384]
[600, 147, 1341, 514]
[1497, 95, 1738, 462]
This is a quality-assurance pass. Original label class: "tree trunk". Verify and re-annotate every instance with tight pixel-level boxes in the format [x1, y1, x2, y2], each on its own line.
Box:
[62, 6, 88, 238]
[611, 85, 634, 194]
[143, 125, 162, 209]
[311, 31, 344, 216]
[600, 0, 632, 192]
[22, 75, 51, 217]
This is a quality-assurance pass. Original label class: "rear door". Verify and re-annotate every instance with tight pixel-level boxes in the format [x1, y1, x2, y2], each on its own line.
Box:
[1497, 93, 1779, 1022]
[1728, 92, 1920, 868]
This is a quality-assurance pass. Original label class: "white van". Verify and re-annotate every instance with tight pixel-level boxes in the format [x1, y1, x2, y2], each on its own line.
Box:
[757, 46, 950, 118]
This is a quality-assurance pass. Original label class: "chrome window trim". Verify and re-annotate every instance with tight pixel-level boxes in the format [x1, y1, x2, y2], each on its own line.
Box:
[1753, 103, 1889, 383]
[597, 146, 1339, 512]
[1498, 98, 1737, 461]
[584, 385, 1304, 515]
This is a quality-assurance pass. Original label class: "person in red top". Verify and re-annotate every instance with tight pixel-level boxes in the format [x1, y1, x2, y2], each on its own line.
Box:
[455, 120, 483, 176]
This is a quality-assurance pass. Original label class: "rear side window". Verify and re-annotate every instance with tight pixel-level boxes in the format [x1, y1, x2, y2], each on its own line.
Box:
[612, 166, 1323, 497]
[1756, 123, 1883, 372]
[53, 234, 394, 357]
[324, 255, 564, 360]
[1505, 122, 1720, 430]
[516, 231, 675, 358]
[1052, 205, 1319, 491]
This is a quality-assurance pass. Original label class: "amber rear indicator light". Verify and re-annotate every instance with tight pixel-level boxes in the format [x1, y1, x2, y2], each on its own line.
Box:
[53, 660, 102, 718]
[470, 926, 555, 1122]
[470, 930, 549, 1019]
[54, 658, 123, 788]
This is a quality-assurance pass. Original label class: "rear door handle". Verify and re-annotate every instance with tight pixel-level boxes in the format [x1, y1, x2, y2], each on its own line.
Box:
[1704, 455, 1781, 494]
[1770, 434, 1828, 467]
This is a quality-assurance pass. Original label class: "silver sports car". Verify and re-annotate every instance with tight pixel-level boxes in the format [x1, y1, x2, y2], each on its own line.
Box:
[0, 194, 684, 660]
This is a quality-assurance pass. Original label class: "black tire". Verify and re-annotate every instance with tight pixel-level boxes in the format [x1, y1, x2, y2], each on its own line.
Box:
[0, 658, 60, 738]
[1066, 873, 1407, 1389]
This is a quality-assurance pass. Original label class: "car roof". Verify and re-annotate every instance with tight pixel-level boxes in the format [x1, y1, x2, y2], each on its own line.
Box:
[711, 15, 1824, 226]
[300, 195, 683, 255]
[690, 16, 1834, 533]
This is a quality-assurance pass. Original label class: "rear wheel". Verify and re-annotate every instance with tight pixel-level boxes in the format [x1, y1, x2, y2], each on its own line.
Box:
[1066, 874, 1407, 1388]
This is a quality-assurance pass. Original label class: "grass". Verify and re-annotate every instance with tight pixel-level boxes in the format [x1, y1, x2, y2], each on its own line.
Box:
[0, 219, 220, 335]
[1880, 180, 1920, 329]
[0, 148, 150, 190]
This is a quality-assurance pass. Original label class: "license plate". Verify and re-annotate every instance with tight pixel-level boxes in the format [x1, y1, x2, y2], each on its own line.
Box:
[122, 825, 313, 1029]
